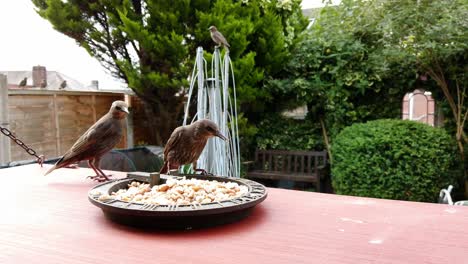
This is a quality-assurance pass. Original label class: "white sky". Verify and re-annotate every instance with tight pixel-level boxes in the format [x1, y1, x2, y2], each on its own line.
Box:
[301, 0, 340, 9]
[0, 0, 335, 90]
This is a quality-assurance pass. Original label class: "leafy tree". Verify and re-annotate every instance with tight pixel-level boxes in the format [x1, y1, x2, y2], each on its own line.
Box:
[332, 0, 468, 174]
[266, 0, 416, 161]
[267, 0, 467, 171]
[32, 0, 307, 145]
[375, 0, 468, 173]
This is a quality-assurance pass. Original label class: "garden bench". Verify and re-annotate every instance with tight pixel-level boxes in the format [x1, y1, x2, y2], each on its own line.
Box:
[245, 149, 328, 192]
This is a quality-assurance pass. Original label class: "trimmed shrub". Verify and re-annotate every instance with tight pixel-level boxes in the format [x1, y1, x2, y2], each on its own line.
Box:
[331, 119, 461, 202]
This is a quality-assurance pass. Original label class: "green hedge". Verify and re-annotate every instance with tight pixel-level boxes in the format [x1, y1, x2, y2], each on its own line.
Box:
[256, 114, 324, 151]
[331, 119, 461, 202]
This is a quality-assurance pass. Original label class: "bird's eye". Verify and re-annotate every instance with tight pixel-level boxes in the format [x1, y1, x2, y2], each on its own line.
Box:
[115, 106, 122, 111]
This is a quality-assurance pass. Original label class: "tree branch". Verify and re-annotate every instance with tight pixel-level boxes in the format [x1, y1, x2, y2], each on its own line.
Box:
[320, 117, 333, 164]
[424, 64, 458, 122]
[129, 40, 141, 59]
[89, 11, 131, 84]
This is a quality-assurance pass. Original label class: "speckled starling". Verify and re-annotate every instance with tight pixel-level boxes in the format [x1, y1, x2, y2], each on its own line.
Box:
[44, 101, 129, 182]
[209, 26, 230, 50]
[160, 119, 227, 175]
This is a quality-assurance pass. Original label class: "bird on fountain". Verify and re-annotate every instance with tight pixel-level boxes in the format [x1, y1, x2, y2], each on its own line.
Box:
[209, 26, 230, 51]
[160, 119, 227, 175]
[44, 101, 129, 182]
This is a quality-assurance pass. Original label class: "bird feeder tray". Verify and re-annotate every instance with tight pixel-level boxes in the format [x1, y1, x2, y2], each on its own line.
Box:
[88, 173, 267, 230]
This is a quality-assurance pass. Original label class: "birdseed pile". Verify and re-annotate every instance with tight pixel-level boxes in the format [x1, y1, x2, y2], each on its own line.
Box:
[97, 177, 249, 205]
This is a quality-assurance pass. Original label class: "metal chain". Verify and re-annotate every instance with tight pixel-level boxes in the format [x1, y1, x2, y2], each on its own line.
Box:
[0, 125, 44, 167]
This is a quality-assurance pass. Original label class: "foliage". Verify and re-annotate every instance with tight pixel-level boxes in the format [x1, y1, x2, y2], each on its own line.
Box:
[236, 113, 259, 158]
[331, 119, 462, 202]
[376, 0, 468, 174]
[266, 0, 467, 171]
[265, 0, 417, 154]
[255, 114, 323, 151]
[32, 0, 307, 145]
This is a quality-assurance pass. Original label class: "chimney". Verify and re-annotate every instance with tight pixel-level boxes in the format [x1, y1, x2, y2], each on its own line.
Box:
[32, 65, 47, 87]
[90, 80, 99, 90]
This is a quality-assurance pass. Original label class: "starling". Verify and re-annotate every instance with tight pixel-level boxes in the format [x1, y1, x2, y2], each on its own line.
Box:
[160, 119, 227, 175]
[60, 80, 67, 89]
[44, 101, 129, 182]
[19, 77, 27, 87]
[209, 26, 230, 50]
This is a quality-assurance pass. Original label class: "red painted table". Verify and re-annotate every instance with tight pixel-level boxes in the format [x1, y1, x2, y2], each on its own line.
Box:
[1, 164, 467, 264]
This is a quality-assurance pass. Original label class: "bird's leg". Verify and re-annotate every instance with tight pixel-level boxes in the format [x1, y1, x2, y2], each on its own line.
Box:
[192, 162, 211, 175]
[86, 159, 103, 181]
[94, 158, 112, 182]
[86, 158, 111, 182]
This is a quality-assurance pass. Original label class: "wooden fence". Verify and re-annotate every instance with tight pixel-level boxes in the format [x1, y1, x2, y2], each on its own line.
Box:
[0, 75, 10, 165]
[1, 85, 129, 163]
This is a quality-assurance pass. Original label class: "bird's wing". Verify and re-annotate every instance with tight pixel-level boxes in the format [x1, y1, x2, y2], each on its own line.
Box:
[215, 32, 230, 47]
[58, 115, 116, 166]
[164, 127, 184, 158]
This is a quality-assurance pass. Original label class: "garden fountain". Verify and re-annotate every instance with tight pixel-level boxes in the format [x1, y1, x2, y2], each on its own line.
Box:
[182, 47, 240, 178]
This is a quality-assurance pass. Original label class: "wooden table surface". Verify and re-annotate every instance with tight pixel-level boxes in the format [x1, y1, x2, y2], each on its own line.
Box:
[1, 164, 467, 264]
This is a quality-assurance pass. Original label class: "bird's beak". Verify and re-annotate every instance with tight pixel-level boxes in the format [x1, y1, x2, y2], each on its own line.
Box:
[215, 131, 227, 141]
[121, 107, 130, 114]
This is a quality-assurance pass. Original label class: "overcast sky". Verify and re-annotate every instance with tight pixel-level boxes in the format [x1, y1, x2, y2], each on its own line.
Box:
[0, 0, 337, 90]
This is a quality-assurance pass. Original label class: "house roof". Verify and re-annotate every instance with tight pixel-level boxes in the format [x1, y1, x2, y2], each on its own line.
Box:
[0, 70, 97, 91]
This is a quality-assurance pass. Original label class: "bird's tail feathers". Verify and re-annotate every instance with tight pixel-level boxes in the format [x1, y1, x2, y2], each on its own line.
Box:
[44, 165, 56, 176]
[44, 156, 64, 176]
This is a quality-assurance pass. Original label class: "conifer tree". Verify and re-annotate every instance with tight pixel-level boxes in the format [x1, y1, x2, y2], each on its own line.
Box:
[32, 0, 307, 144]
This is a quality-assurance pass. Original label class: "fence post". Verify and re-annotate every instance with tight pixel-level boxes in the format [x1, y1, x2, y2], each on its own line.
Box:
[52, 93, 61, 156]
[0, 74, 11, 165]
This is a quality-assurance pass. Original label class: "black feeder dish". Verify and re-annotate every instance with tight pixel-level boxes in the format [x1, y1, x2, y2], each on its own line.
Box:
[88, 173, 268, 230]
